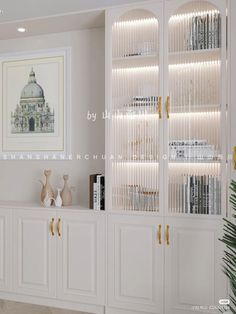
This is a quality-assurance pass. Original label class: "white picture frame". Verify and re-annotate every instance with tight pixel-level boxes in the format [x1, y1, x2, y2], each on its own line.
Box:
[0, 48, 71, 158]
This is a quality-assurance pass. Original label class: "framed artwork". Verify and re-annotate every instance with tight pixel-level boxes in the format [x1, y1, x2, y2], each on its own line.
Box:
[0, 48, 71, 156]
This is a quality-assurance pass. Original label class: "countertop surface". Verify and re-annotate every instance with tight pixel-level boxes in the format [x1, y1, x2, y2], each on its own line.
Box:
[0, 201, 100, 212]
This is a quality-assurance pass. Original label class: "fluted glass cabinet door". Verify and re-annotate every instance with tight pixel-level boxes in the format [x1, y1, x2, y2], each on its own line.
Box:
[165, 0, 227, 217]
[108, 4, 163, 214]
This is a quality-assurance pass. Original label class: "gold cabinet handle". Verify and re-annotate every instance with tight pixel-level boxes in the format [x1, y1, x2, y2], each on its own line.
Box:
[166, 96, 170, 119]
[157, 96, 162, 119]
[166, 225, 170, 245]
[157, 224, 162, 244]
[57, 218, 61, 237]
[234, 147, 236, 170]
[50, 218, 55, 236]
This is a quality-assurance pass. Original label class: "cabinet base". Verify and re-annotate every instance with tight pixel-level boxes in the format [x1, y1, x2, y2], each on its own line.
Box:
[0, 292, 105, 314]
[106, 307, 154, 314]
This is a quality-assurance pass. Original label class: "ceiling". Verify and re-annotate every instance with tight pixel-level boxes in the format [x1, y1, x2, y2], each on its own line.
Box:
[0, 0, 146, 23]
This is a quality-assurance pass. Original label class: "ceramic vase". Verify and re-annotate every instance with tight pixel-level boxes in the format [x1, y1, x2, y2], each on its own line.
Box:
[43, 191, 54, 208]
[61, 175, 73, 206]
[39, 170, 55, 205]
[55, 188, 63, 207]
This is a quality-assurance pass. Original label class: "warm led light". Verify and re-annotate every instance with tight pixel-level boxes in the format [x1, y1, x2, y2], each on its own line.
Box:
[169, 162, 220, 166]
[171, 111, 220, 117]
[114, 161, 159, 166]
[113, 18, 158, 27]
[169, 60, 220, 69]
[169, 9, 220, 22]
[114, 114, 158, 119]
[113, 65, 159, 73]
[17, 27, 27, 33]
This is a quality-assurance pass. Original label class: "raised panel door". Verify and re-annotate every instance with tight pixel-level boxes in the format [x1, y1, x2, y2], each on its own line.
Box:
[108, 214, 164, 313]
[13, 210, 56, 298]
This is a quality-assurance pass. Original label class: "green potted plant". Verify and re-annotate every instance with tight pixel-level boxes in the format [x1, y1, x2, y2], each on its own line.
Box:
[220, 180, 236, 313]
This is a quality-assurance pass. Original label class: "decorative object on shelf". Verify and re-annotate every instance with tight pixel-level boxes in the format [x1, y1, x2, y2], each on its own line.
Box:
[42, 191, 54, 208]
[61, 175, 74, 206]
[54, 188, 62, 207]
[39, 169, 55, 205]
[169, 140, 218, 161]
[220, 180, 236, 313]
[1, 49, 70, 154]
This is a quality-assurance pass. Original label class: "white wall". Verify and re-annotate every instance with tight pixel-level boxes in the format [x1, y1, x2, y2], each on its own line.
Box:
[0, 28, 105, 207]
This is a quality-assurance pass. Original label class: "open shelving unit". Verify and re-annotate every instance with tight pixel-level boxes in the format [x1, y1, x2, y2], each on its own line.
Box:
[106, 1, 228, 313]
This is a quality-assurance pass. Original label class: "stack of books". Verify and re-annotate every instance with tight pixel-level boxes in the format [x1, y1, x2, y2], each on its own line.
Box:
[89, 174, 105, 210]
[187, 11, 221, 50]
[169, 140, 217, 160]
[182, 174, 221, 215]
[123, 96, 158, 114]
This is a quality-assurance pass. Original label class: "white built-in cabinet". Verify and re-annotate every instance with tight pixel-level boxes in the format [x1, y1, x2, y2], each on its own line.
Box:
[0, 206, 105, 314]
[106, 0, 229, 313]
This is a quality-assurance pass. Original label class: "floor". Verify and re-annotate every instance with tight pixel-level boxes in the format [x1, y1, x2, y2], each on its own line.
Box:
[0, 300, 90, 314]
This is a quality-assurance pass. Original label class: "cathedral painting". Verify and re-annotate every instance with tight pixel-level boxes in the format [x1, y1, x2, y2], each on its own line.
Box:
[11, 68, 55, 134]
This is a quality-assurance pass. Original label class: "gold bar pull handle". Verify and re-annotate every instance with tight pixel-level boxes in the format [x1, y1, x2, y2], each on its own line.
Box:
[157, 96, 162, 119]
[166, 225, 170, 245]
[57, 218, 61, 237]
[157, 224, 162, 244]
[166, 96, 170, 119]
[50, 218, 55, 236]
[234, 147, 236, 170]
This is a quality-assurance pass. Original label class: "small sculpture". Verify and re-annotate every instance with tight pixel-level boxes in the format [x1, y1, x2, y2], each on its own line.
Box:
[61, 175, 74, 206]
[43, 191, 54, 208]
[39, 170, 55, 205]
[55, 188, 63, 207]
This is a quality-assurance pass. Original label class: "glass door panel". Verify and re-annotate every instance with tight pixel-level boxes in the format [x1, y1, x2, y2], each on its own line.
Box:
[111, 9, 160, 212]
[167, 1, 224, 216]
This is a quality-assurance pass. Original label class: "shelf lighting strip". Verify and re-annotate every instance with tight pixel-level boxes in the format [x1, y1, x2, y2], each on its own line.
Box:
[112, 61, 219, 73]
[113, 111, 220, 119]
[112, 65, 159, 73]
[169, 10, 220, 22]
[113, 18, 158, 27]
[169, 60, 220, 69]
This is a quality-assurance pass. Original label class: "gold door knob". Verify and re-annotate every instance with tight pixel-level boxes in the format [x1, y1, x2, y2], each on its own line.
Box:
[157, 96, 162, 119]
[157, 224, 162, 244]
[50, 218, 55, 236]
[166, 225, 170, 245]
[57, 218, 61, 237]
[166, 96, 170, 119]
[234, 147, 236, 170]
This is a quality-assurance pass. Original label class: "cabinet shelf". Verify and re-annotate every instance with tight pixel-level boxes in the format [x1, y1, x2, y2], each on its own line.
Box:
[169, 48, 220, 64]
[170, 104, 220, 114]
[169, 159, 221, 164]
[113, 54, 158, 68]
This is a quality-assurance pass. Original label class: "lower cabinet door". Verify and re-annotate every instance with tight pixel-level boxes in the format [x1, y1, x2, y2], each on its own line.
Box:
[57, 211, 105, 305]
[165, 218, 227, 314]
[13, 209, 57, 298]
[108, 214, 164, 314]
[0, 209, 12, 291]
